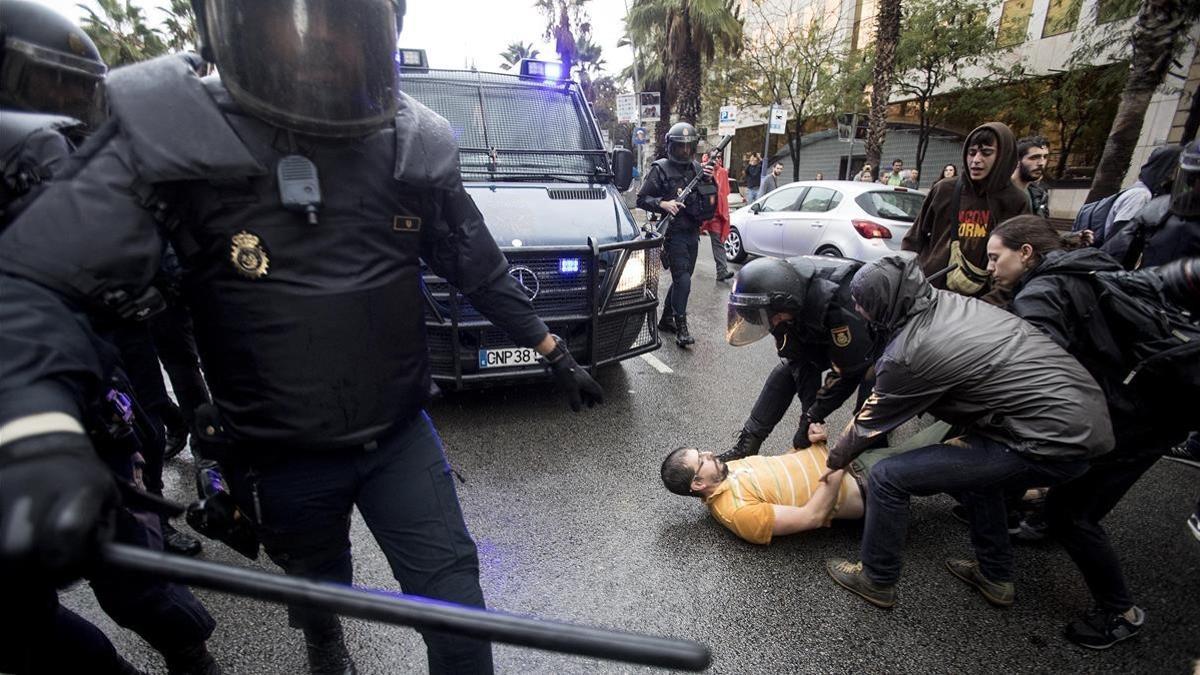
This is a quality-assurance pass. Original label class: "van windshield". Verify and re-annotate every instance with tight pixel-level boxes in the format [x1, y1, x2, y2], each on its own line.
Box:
[401, 71, 606, 182]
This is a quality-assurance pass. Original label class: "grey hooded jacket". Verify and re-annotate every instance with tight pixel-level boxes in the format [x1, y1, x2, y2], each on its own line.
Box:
[827, 255, 1114, 469]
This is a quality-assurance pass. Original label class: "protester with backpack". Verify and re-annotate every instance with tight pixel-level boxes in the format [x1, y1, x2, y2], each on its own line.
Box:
[986, 215, 1198, 649]
[1102, 141, 1200, 268]
[1073, 145, 1182, 247]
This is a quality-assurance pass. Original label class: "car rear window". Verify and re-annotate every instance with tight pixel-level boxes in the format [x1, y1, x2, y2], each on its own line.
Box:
[855, 190, 925, 222]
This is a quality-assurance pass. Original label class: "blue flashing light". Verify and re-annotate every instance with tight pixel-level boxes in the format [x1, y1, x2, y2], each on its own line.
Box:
[559, 257, 581, 274]
[519, 58, 567, 82]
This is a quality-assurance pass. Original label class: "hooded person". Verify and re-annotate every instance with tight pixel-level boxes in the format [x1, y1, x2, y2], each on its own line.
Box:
[821, 254, 1112, 611]
[1094, 144, 1182, 246]
[901, 122, 1030, 299]
[1103, 140, 1200, 269]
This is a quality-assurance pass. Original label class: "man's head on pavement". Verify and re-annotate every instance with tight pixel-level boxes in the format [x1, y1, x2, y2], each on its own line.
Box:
[850, 254, 933, 335]
[1016, 136, 1049, 183]
[661, 448, 728, 498]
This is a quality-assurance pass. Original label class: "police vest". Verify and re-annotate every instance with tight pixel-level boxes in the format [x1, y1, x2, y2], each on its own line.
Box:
[105, 55, 462, 448]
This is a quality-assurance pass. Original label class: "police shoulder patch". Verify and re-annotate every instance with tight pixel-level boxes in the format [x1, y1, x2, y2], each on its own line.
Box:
[831, 325, 852, 348]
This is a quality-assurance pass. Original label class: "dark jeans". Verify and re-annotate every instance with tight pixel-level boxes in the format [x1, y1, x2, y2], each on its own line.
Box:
[150, 303, 211, 426]
[1045, 452, 1160, 613]
[862, 435, 1087, 585]
[223, 412, 492, 674]
[662, 228, 699, 317]
[744, 361, 874, 442]
[0, 586, 130, 675]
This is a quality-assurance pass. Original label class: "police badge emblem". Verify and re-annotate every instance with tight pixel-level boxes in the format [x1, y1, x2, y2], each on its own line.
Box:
[831, 325, 852, 347]
[230, 231, 269, 279]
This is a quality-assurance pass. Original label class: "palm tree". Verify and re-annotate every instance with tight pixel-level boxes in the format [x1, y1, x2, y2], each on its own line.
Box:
[863, 0, 901, 175]
[534, 0, 591, 74]
[1088, 0, 1200, 201]
[499, 41, 541, 71]
[624, 0, 742, 126]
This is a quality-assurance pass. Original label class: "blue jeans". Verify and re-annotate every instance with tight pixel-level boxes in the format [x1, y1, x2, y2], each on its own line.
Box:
[861, 435, 1087, 585]
[224, 412, 492, 674]
[747, 188, 759, 202]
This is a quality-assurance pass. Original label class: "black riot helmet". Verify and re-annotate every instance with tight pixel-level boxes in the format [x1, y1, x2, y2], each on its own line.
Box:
[0, 0, 107, 126]
[726, 257, 813, 346]
[665, 121, 699, 166]
[190, 0, 405, 137]
[1170, 141, 1200, 219]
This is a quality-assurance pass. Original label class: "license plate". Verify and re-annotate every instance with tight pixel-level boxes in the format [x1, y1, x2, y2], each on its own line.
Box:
[478, 347, 541, 369]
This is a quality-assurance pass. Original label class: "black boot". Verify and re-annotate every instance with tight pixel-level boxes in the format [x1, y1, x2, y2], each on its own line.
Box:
[718, 428, 764, 462]
[657, 311, 676, 333]
[162, 521, 203, 557]
[164, 642, 221, 675]
[675, 314, 695, 347]
[304, 623, 357, 675]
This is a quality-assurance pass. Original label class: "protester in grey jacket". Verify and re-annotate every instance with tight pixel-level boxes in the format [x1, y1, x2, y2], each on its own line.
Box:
[824, 254, 1112, 611]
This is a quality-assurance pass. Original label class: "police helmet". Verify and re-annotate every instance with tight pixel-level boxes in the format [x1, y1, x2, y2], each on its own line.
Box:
[0, 0, 107, 125]
[1171, 140, 1200, 219]
[665, 121, 699, 166]
[726, 257, 813, 346]
[190, 0, 405, 138]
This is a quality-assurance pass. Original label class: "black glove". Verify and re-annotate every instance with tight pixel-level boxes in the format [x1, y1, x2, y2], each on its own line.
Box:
[0, 432, 117, 579]
[792, 414, 816, 449]
[545, 335, 604, 412]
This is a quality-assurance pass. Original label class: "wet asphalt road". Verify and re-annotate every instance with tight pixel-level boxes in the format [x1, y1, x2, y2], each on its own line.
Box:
[63, 250, 1199, 674]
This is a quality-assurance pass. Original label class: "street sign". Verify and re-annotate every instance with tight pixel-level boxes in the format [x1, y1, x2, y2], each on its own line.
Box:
[638, 91, 661, 122]
[768, 105, 787, 135]
[632, 127, 648, 145]
[718, 105, 738, 135]
[616, 93, 637, 124]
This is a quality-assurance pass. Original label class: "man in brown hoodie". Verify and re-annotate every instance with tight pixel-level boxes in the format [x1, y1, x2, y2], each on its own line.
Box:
[901, 122, 1030, 297]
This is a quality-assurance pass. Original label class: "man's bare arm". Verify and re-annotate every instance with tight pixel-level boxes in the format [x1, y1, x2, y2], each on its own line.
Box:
[769, 469, 845, 536]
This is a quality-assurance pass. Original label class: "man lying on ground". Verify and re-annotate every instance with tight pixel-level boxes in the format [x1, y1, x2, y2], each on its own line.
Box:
[659, 423, 944, 544]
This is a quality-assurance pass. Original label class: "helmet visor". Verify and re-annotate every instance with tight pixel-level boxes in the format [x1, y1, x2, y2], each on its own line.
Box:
[726, 293, 773, 346]
[205, 0, 399, 137]
[0, 37, 105, 124]
[1171, 166, 1200, 218]
[668, 139, 697, 163]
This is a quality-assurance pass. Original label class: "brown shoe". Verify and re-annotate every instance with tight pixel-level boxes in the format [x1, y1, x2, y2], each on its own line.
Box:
[825, 558, 896, 609]
[945, 559, 1014, 607]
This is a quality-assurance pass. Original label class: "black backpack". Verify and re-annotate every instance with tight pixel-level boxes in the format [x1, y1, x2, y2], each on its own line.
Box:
[1071, 189, 1127, 245]
[1076, 267, 1200, 392]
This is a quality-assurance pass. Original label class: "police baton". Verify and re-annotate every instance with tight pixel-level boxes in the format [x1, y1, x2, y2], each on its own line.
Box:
[643, 135, 734, 238]
[100, 542, 711, 671]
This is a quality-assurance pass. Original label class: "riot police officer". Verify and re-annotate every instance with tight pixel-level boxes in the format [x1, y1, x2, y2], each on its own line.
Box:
[721, 256, 879, 461]
[0, 2, 220, 673]
[637, 121, 716, 347]
[0, 1, 603, 674]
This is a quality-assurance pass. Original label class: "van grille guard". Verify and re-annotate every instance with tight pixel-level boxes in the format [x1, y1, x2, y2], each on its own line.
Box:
[421, 236, 664, 387]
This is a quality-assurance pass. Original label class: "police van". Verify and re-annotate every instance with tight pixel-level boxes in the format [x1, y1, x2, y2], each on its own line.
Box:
[399, 52, 662, 388]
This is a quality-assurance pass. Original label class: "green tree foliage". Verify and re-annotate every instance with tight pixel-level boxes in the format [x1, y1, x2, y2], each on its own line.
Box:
[892, 0, 1000, 175]
[499, 41, 541, 70]
[624, 0, 742, 132]
[535, 0, 591, 72]
[79, 0, 200, 68]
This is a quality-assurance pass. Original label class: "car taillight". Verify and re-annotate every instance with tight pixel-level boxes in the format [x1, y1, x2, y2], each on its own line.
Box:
[852, 220, 892, 239]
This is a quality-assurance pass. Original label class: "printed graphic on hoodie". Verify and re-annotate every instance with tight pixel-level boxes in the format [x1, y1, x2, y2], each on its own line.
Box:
[957, 208, 991, 240]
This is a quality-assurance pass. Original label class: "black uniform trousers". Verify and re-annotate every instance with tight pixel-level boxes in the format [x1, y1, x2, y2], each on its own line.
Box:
[150, 302, 210, 430]
[743, 360, 874, 442]
[222, 412, 492, 675]
[662, 225, 700, 318]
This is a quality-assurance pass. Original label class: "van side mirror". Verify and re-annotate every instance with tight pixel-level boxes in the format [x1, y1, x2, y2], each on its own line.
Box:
[611, 147, 634, 192]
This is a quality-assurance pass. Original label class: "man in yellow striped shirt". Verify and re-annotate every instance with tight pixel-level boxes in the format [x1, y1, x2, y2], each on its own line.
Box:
[660, 425, 871, 544]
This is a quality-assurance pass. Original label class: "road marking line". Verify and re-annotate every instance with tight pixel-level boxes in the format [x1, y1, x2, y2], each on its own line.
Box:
[640, 353, 673, 374]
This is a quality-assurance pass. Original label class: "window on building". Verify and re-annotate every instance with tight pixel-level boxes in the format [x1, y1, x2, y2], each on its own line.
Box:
[1042, 0, 1082, 37]
[1096, 0, 1138, 23]
[997, 0, 1033, 47]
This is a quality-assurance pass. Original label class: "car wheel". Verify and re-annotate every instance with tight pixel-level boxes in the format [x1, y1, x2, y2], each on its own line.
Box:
[816, 245, 842, 257]
[726, 227, 748, 263]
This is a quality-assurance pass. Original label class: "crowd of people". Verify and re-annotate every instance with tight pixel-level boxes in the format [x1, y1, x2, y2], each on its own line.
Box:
[663, 118, 1200, 652]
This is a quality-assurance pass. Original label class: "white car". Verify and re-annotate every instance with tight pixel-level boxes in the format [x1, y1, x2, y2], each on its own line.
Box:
[725, 180, 926, 264]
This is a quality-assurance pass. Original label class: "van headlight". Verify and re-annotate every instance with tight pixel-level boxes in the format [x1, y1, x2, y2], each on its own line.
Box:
[616, 249, 646, 293]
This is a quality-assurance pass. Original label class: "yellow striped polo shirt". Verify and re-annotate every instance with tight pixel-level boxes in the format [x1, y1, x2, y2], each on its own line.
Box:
[704, 443, 850, 545]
